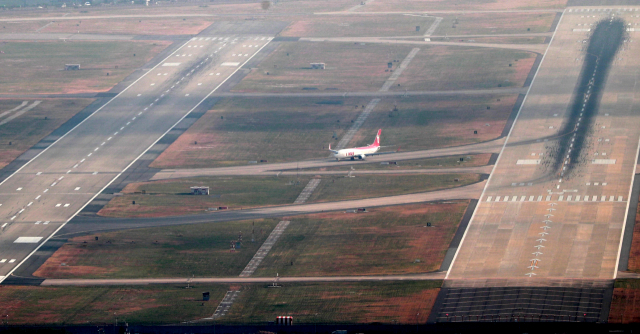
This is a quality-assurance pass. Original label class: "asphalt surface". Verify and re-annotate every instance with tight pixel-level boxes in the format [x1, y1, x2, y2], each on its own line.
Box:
[447, 8, 640, 281]
[55, 180, 486, 238]
[300, 37, 548, 53]
[152, 138, 505, 180]
[39, 271, 446, 286]
[0, 21, 287, 283]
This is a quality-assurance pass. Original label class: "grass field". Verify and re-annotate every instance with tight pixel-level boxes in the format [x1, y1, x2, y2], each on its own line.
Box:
[308, 173, 480, 202]
[0, 41, 169, 94]
[356, 0, 566, 12]
[150, 94, 511, 170]
[0, 281, 440, 325]
[98, 173, 479, 218]
[305, 153, 493, 172]
[347, 95, 516, 150]
[0, 98, 94, 169]
[437, 36, 548, 45]
[255, 202, 468, 277]
[234, 43, 536, 93]
[391, 46, 536, 91]
[609, 280, 640, 323]
[222, 281, 441, 324]
[232, 42, 415, 93]
[41, 17, 213, 35]
[281, 15, 435, 37]
[150, 97, 369, 169]
[433, 13, 556, 36]
[98, 176, 311, 218]
[0, 285, 229, 325]
[35, 219, 280, 279]
[626, 195, 640, 272]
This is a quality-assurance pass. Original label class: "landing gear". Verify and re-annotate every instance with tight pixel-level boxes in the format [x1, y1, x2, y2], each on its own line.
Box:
[350, 157, 355, 161]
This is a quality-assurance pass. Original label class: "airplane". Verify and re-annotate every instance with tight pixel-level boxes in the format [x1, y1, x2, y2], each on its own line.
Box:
[328, 129, 393, 161]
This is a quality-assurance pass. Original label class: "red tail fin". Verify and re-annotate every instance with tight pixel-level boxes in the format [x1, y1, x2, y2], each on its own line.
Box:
[372, 129, 381, 147]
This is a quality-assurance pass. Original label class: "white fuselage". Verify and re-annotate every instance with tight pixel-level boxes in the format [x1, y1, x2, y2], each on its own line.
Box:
[333, 145, 380, 160]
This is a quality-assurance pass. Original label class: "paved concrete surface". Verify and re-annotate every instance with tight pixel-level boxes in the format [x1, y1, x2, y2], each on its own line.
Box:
[0, 21, 287, 283]
[152, 138, 505, 180]
[447, 7, 640, 282]
[39, 271, 446, 286]
[55, 181, 486, 238]
[239, 221, 290, 277]
[300, 37, 548, 53]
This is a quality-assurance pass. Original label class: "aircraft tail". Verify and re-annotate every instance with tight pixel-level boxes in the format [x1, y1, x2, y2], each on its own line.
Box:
[372, 129, 381, 147]
[328, 143, 338, 154]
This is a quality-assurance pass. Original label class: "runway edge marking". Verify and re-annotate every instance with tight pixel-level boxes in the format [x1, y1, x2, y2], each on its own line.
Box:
[444, 9, 566, 280]
[0, 40, 192, 188]
[0, 37, 274, 284]
[614, 134, 640, 278]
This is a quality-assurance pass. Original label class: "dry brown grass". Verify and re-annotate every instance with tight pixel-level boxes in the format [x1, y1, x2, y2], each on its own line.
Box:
[150, 97, 368, 169]
[255, 201, 468, 277]
[348, 95, 517, 150]
[0, 284, 229, 324]
[224, 281, 441, 324]
[434, 12, 557, 36]
[391, 45, 536, 91]
[281, 14, 435, 37]
[232, 42, 416, 93]
[0, 98, 94, 169]
[0, 40, 170, 94]
[41, 17, 213, 35]
[356, 0, 566, 12]
[609, 287, 640, 323]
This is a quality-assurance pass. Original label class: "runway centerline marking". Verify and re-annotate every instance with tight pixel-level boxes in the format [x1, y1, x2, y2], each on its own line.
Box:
[0, 34, 274, 284]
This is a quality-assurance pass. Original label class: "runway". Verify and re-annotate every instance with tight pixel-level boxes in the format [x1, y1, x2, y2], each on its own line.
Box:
[0, 22, 286, 283]
[447, 8, 640, 281]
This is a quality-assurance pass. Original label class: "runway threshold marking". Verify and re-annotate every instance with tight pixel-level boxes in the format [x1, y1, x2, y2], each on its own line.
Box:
[444, 9, 567, 280]
[0, 34, 275, 284]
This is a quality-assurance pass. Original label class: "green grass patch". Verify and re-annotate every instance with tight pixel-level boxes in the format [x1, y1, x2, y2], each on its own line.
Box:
[35, 219, 280, 279]
[222, 281, 441, 324]
[615, 279, 640, 289]
[0, 41, 168, 94]
[99, 176, 312, 218]
[0, 285, 229, 325]
[99, 173, 479, 218]
[255, 202, 468, 277]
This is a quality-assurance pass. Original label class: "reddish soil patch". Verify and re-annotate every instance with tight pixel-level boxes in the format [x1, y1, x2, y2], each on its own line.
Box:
[609, 288, 640, 323]
[33, 242, 117, 278]
[365, 289, 440, 323]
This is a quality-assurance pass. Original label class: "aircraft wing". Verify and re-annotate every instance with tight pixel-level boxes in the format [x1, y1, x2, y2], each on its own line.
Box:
[364, 151, 398, 157]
